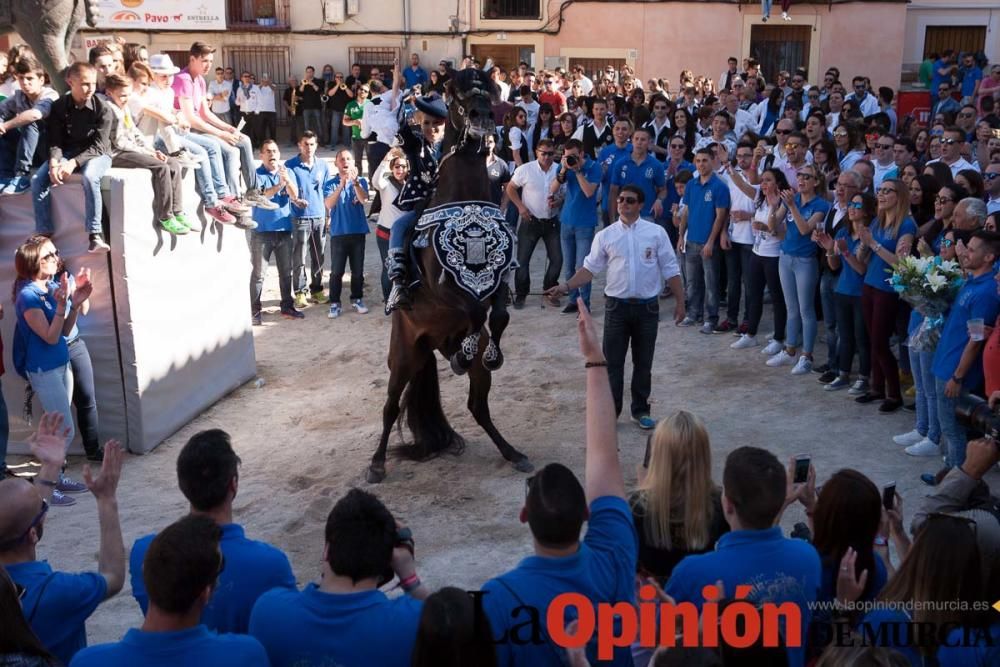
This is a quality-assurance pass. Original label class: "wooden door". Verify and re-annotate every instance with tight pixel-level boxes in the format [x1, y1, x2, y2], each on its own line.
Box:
[749, 25, 810, 82]
[923, 26, 986, 58]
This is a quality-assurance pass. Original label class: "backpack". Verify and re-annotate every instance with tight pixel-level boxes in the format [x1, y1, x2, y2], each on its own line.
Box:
[12, 319, 28, 381]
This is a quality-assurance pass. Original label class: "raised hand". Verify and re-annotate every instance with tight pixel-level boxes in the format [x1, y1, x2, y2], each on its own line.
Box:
[835, 547, 869, 604]
[576, 298, 604, 364]
[72, 267, 93, 304]
[83, 440, 124, 501]
[27, 413, 71, 465]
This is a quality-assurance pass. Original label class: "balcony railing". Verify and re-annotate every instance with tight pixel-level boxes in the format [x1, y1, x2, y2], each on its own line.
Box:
[481, 0, 541, 20]
[227, 0, 291, 30]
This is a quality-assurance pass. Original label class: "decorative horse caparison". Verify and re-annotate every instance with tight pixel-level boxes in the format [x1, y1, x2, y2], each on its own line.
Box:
[367, 69, 534, 484]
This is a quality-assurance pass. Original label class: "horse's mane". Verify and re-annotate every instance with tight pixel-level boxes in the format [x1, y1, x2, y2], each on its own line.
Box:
[445, 68, 500, 103]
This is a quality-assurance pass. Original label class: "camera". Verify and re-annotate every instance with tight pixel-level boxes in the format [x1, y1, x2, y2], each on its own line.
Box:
[955, 394, 1000, 442]
[565, 155, 578, 167]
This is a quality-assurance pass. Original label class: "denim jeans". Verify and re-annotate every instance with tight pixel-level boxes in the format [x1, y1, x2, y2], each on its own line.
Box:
[216, 132, 258, 194]
[182, 132, 230, 202]
[32, 154, 112, 235]
[725, 242, 752, 324]
[329, 233, 366, 303]
[761, 0, 772, 17]
[820, 270, 839, 371]
[329, 111, 348, 148]
[603, 297, 659, 418]
[935, 377, 967, 468]
[778, 253, 819, 353]
[28, 363, 75, 449]
[683, 241, 721, 324]
[302, 109, 323, 138]
[68, 338, 100, 456]
[250, 230, 295, 314]
[292, 217, 326, 295]
[909, 347, 940, 444]
[0, 121, 44, 177]
[561, 224, 595, 308]
[388, 210, 418, 251]
[515, 216, 562, 297]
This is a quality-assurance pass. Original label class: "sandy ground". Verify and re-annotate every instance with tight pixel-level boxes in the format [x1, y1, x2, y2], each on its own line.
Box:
[16, 149, 999, 646]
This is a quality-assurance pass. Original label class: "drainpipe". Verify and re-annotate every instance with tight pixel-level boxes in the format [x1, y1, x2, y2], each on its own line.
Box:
[402, 0, 410, 54]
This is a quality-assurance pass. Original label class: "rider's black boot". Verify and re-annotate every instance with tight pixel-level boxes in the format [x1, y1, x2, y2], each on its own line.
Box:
[385, 249, 413, 315]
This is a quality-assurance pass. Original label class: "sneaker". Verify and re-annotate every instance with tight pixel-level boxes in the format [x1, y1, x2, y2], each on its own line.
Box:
[699, 321, 714, 335]
[88, 234, 110, 254]
[631, 414, 656, 430]
[791, 356, 813, 375]
[172, 212, 192, 232]
[159, 216, 189, 235]
[893, 429, 924, 446]
[205, 205, 237, 224]
[234, 216, 258, 230]
[854, 392, 885, 404]
[762, 15, 768, 22]
[351, 299, 369, 314]
[294, 292, 309, 309]
[781, 11, 790, 20]
[561, 302, 579, 315]
[57, 474, 88, 494]
[730, 334, 759, 350]
[816, 370, 838, 384]
[310, 290, 327, 304]
[7, 175, 31, 195]
[848, 379, 870, 396]
[812, 363, 830, 375]
[920, 466, 951, 487]
[712, 320, 734, 334]
[328, 303, 342, 319]
[50, 489, 77, 507]
[219, 195, 251, 215]
[280, 306, 305, 320]
[243, 188, 279, 210]
[824, 376, 850, 391]
[252, 312, 262, 326]
[766, 350, 795, 367]
[513, 296, 526, 310]
[905, 438, 940, 457]
[678, 316, 697, 327]
[760, 339, 783, 355]
[170, 149, 203, 169]
[0, 176, 12, 195]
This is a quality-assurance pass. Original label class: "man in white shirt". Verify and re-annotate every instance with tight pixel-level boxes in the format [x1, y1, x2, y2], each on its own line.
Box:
[208, 67, 232, 125]
[571, 65, 593, 96]
[871, 134, 898, 189]
[846, 76, 879, 118]
[572, 97, 613, 159]
[928, 127, 979, 178]
[545, 184, 685, 428]
[235, 71, 259, 147]
[985, 162, 1000, 215]
[506, 138, 561, 309]
[719, 57, 740, 92]
[720, 143, 757, 334]
[256, 73, 277, 144]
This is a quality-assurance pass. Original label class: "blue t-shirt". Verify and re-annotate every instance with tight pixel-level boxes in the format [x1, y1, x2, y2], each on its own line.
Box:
[481, 496, 638, 667]
[68, 626, 269, 667]
[781, 194, 830, 257]
[932, 270, 1000, 385]
[863, 217, 918, 292]
[402, 66, 428, 88]
[961, 65, 983, 98]
[664, 159, 694, 224]
[251, 166, 293, 232]
[249, 584, 421, 667]
[326, 175, 370, 236]
[611, 153, 666, 218]
[937, 623, 1000, 667]
[665, 527, 821, 667]
[682, 173, 731, 245]
[557, 159, 602, 228]
[130, 523, 296, 635]
[834, 230, 865, 297]
[284, 155, 332, 219]
[597, 142, 631, 213]
[5, 560, 107, 666]
[931, 58, 950, 94]
[15, 281, 71, 373]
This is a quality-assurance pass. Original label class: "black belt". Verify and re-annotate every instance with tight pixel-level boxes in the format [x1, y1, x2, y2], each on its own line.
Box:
[607, 296, 658, 305]
[67, 337, 82, 347]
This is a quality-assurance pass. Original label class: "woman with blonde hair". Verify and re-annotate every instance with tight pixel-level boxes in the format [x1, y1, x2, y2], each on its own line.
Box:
[629, 411, 727, 581]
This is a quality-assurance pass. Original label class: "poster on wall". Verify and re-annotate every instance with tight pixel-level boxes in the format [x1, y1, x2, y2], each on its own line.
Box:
[95, 0, 226, 31]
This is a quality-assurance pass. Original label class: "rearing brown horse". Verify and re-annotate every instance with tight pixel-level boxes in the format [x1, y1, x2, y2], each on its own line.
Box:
[367, 69, 533, 484]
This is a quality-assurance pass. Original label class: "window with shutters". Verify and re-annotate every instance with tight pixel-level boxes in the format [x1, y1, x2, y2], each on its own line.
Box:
[481, 0, 541, 20]
[222, 46, 292, 124]
[227, 0, 291, 30]
[923, 26, 986, 59]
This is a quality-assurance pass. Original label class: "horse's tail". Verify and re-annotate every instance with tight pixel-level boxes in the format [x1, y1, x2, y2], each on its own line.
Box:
[397, 351, 465, 460]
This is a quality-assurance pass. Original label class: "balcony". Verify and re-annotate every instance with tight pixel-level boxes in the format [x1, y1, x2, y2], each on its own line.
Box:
[481, 0, 541, 20]
[227, 0, 291, 31]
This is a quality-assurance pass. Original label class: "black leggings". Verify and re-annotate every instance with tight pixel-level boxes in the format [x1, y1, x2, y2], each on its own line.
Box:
[834, 293, 870, 378]
[746, 253, 786, 340]
[69, 338, 100, 455]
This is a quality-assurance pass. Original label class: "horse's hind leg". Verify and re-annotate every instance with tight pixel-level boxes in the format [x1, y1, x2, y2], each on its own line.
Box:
[368, 327, 416, 483]
[483, 285, 511, 371]
[467, 355, 532, 473]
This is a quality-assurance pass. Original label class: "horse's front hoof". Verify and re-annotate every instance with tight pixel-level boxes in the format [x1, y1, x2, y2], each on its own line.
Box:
[483, 348, 504, 371]
[450, 353, 470, 376]
[511, 457, 534, 473]
[366, 465, 386, 484]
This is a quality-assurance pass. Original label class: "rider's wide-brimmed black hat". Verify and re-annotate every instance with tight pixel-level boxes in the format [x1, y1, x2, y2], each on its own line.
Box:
[414, 93, 448, 119]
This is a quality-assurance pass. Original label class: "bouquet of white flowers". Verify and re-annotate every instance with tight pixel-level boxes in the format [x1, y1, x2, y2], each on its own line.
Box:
[889, 255, 964, 351]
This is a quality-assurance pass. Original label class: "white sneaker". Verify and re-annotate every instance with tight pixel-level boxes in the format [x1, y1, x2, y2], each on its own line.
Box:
[351, 299, 369, 314]
[766, 350, 795, 367]
[782, 11, 791, 20]
[848, 379, 870, 396]
[730, 334, 759, 350]
[761, 339, 783, 355]
[905, 438, 940, 457]
[791, 355, 813, 375]
[892, 429, 924, 446]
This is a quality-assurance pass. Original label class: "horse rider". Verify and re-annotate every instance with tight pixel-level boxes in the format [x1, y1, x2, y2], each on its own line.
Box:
[384, 93, 448, 314]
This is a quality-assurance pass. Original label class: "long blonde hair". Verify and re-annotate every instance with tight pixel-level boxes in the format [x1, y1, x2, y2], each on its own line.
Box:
[633, 411, 715, 550]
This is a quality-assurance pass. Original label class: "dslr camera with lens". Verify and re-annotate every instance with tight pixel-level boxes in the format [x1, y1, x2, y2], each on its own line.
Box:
[565, 155, 578, 167]
[954, 394, 1000, 443]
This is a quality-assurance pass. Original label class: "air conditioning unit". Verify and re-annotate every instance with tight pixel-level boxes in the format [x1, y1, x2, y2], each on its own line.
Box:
[347, 0, 360, 13]
[325, 0, 345, 23]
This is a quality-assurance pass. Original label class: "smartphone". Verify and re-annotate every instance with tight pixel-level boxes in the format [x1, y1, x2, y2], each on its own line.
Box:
[793, 456, 810, 484]
[882, 482, 896, 510]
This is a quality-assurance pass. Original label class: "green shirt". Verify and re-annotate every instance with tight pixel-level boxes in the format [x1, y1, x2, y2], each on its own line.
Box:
[345, 100, 365, 140]
[918, 59, 933, 87]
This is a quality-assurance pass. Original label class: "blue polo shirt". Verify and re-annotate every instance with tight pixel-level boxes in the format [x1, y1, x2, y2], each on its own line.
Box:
[481, 496, 638, 667]
[932, 270, 1000, 385]
[781, 194, 830, 257]
[284, 155, 332, 219]
[557, 159, 602, 228]
[597, 142, 631, 213]
[665, 527, 821, 667]
[860, 609, 922, 665]
[15, 281, 71, 373]
[251, 166, 293, 232]
[611, 153, 666, 218]
[961, 65, 983, 98]
[5, 560, 107, 665]
[834, 230, 865, 296]
[682, 172, 731, 245]
[864, 217, 918, 292]
[402, 66, 428, 88]
[130, 523, 296, 635]
[326, 175, 370, 236]
[68, 626, 269, 667]
[249, 584, 422, 667]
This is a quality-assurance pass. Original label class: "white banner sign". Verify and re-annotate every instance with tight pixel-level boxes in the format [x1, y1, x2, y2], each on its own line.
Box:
[95, 0, 226, 31]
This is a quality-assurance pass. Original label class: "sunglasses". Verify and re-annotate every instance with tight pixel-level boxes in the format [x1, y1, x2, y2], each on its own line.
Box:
[796, 172, 815, 180]
[786, 143, 805, 150]
[985, 172, 1000, 181]
[617, 196, 639, 204]
[878, 187, 897, 195]
[935, 196, 954, 204]
[958, 112, 975, 119]
[833, 131, 848, 138]
[775, 129, 791, 135]
[876, 143, 894, 149]
[848, 201, 864, 209]
[941, 238, 955, 247]
[865, 133, 880, 141]
[941, 138, 959, 145]
[670, 144, 685, 149]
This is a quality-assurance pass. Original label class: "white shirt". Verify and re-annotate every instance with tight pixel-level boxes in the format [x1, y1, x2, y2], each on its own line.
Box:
[751, 197, 782, 258]
[236, 84, 258, 113]
[927, 156, 979, 178]
[361, 92, 401, 145]
[584, 218, 681, 300]
[256, 85, 276, 113]
[510, 160, 558, 219]
[571, 118, 611, 142]
[208, 79, 231, 115]
[520, 99, 540, 128]
[373, 159, 407, 230]
[722, 168, 755, 245]
[576, 75, 594, 96]
[846, 91, 879, 118]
